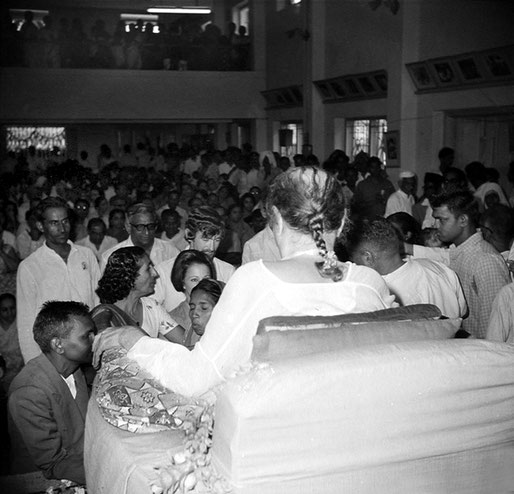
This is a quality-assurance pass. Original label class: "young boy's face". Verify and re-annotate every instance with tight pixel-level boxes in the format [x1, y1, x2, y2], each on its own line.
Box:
[61, 315, 96, 364]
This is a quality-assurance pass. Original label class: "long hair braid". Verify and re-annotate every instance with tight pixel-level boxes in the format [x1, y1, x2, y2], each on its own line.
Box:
[308, 213, 343, 282]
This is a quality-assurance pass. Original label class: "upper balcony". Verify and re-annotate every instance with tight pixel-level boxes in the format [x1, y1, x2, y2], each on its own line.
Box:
[0, 67, 266, 124]
[1, 0, 266, 124]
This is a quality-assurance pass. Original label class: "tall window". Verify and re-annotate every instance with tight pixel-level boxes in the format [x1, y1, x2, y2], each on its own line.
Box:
[6, 126, 66, 153]
[280, 122, 303, 156]
[345, 118, 387, 163]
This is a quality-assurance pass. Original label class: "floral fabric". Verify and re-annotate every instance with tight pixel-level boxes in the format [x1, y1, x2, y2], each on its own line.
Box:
[95, 346, 206, 434]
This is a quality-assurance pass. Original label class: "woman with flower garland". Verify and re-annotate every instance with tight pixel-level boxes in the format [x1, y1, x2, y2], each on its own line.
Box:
[94, 167, 395, 396]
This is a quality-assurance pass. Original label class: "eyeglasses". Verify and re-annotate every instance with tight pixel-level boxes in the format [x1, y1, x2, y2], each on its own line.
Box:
[130, 223, 158, 232]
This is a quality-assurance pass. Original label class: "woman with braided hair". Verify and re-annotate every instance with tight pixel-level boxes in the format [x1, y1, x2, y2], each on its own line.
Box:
[94, 166, 395, 397]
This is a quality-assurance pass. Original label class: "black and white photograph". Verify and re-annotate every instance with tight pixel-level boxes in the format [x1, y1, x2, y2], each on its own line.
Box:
[1, 2, 514, 494]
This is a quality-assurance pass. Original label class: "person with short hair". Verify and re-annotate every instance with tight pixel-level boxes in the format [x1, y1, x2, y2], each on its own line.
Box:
[168, 250, 216, 347]
[442, 167, 468, 194]
[8, 301, 94, 484]
[16, 197, 100, 362]
[160, 209, 188, 251]
[353, 156, 395, 218]
[406, 191, 510, 338]
[100, 202, 180, 272]
[15, 208, 44, 260]
[152, 206, 235, 312]
[76, 218, 118, 264]
[106, 208, 129, 243]
[479, 204, 514, 259]
[0, 292, 23, 387]
[438, 147, 455, 175]
[348, 217, 467, 319]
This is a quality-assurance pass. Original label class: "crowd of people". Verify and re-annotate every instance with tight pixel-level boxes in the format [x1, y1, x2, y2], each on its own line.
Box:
[1, 10, 251, 71]
[1, 139, 514, 485]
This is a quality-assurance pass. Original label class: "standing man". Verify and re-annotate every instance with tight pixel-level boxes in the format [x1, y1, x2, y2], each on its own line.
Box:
[153, 206, 236, 311]
[407, 191, 509, 338]
[100, 203, 179, 272]
[353, 157, 395, 218]
[76, 218, 118, 264]
[16, 197, 100, 362]
[384, 171, 416, 217]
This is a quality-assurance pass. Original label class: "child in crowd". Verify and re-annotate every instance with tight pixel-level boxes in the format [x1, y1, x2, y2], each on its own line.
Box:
[187, 278, 225, 348]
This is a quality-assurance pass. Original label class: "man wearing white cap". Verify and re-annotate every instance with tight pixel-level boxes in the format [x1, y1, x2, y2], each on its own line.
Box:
[385, 171, 416, 217]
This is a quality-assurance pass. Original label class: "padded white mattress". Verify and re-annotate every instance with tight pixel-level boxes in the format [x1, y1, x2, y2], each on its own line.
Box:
[212, 339, 514, 493]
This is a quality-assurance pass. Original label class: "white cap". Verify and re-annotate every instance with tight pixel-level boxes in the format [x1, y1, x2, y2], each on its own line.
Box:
[399, 170, 416, 179]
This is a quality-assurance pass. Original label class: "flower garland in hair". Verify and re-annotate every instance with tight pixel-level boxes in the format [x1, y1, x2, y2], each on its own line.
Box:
[315, 250, 343, 282]
[310, 214, 344, 282]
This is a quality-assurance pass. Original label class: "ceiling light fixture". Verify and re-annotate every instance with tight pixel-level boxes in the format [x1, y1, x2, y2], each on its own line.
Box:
[147, 7, 211, 14]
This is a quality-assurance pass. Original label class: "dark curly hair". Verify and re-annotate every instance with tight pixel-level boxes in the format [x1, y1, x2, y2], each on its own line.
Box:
[96, 246, 147, 304]
[266, 166, 347, 281]
[171, 250, 216, 293]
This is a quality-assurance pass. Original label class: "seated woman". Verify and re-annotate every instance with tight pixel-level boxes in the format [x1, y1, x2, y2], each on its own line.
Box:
[188, 278, 224, 348]
[95, 166, 396, 397]
[92, 246, 185, 344]
[167, 250, 216, 347]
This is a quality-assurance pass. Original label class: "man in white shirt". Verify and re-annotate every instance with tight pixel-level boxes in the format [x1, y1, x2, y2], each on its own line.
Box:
[153, 206, 235, 311]
[348, 216, 467, 319]
[159, 209, 188, 251]
[156, 190, 187, 229]
[242, 225, 281, 264]
[385, 170, 416, 217]
[16, 197, 100, 362]
[76, 218, 118, 264]
[101, 203, 179, 272]
[16, 208, 45, 259]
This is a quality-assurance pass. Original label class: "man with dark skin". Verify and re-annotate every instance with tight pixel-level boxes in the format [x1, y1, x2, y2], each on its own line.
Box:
[405, 191, 509, 338]
[353, 157, 395, 217]
[9, 301, 95, 484]
[17, 197, 100, 362]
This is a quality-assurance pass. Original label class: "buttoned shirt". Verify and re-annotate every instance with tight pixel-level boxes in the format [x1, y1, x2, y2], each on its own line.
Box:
[413, 232, 510, 338]
[16, 242, 100, 362]
[486, 283, 514, 343]
[100, 237, 180, 273]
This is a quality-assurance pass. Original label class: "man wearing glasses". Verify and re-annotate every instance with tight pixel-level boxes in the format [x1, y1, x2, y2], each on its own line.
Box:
[100, 203, 179, 273]
[16, 197, 101, 362]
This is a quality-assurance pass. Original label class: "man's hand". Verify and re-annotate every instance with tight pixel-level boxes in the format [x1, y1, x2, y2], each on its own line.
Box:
[92, 325, 146, 368]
